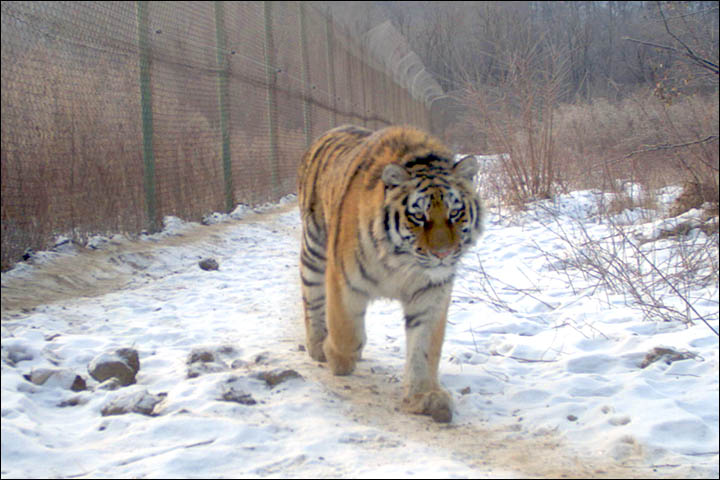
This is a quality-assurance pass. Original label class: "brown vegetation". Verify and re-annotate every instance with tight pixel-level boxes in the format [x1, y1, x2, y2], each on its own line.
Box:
[365, 1, 719, 213]
[1, 2, 424, 270]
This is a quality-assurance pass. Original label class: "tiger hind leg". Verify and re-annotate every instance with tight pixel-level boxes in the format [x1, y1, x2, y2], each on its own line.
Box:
[300, 216, 328, 362]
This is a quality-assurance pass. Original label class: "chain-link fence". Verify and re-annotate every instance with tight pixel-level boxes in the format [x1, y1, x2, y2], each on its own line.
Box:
[1, 1, 437, 270]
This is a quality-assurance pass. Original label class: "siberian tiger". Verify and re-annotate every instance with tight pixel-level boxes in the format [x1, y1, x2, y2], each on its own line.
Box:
[297, 125, 484, 423]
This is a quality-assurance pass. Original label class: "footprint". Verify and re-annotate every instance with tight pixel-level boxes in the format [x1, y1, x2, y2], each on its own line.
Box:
[566, 354, 616, 374]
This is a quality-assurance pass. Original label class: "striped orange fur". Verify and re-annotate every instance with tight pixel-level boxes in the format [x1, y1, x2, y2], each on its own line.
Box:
[298, 125, 484, 422]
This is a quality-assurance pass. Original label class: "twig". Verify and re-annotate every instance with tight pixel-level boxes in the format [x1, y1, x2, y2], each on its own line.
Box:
[624, 135, 719, 158]
[623, 37, 679, 53]
[656, 1, 720, 75]
[661, 6, 718, 21]
[613, 222, 719, 336]
[490, 351, 558, 363]
[623, 3, 719, 76]
[532, 201, 718, 334]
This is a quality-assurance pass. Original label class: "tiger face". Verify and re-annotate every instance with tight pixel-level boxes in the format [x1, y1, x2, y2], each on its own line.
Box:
[381, 155, 482, 277]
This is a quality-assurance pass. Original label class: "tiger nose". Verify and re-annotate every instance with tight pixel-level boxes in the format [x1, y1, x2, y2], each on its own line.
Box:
[432, 247, 453, 259]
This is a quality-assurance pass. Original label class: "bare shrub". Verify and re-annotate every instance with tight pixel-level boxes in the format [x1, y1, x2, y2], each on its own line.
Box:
[670, 180, 720, 217]
[535, 203, 719, 334]
[458, 30, 570, 207]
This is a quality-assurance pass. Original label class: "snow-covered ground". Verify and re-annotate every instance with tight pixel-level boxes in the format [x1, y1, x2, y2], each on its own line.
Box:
[2, 188, 718, 478]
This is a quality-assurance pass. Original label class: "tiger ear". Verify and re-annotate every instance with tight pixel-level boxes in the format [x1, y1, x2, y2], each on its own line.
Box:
[452, 155, 479, 181]
[381, 164, 410, 187]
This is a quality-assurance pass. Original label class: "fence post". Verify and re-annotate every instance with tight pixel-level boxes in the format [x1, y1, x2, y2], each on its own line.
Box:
[381, 73, 390, 126]
[263, 1, 280, 198]
[324, 8, 337, 127]
[214, 1, 234, 212]
[136, 0, 157, 232]
[345, 38, 354, 124]
[298, 1, 312, 147]
[359, 44, 369, 128]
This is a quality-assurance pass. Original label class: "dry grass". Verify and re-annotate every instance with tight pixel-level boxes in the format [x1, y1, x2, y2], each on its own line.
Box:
[553, 89, 719, 217]
[461, 86, 718, 218]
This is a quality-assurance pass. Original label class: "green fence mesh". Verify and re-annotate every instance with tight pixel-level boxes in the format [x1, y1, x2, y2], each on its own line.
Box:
[1, 1, 435, 270]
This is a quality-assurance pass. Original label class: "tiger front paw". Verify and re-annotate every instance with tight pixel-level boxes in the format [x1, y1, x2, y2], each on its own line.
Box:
[323, 340, 357, 376]
[402, 388, 453, 423]
[306, 339, 327, 362]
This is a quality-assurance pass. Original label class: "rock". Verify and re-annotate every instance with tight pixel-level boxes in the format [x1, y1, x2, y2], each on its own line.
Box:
[255, 369, 302, 388]
[97, 377, 123, 391]
[70, 375, 87, 392]
[199, 258, 219, 271]
[640, 347, 696, 368]
[25, 368, 87, 391]
[26, 368, 55, 385]
[116, 348, 140, 374]
[101, 388, 166, 416]
[58, 395, 90, 407]
[230, 358, 249, 369]
[88, 351, 138, 386]
[187, 362, 227, 378]
[3, 342, 35, 365]
[254, 352, 270, 365]
[188, 349, 215, 364]
[187, 348, 228, 378]
[220, 384, 257, 405]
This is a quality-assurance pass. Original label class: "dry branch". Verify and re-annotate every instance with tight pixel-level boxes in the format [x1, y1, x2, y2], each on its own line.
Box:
[624, 135, 720, 159]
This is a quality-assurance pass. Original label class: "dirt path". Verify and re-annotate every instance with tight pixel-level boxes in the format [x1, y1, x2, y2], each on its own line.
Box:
[1, 204, 298, 317]
[1, 204, 684, 478]
[274, 334, 673, 479]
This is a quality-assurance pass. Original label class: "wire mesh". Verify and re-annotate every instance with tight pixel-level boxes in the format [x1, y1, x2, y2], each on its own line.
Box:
[1, 1, 437, 270]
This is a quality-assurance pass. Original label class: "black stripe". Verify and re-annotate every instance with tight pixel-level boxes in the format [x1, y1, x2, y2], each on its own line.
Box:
[355, 251, 378, 286]
[409, 276, 454, 302]
[300, 274, 323, 287]
[303, 239, 326, 262]
[405, 312, 424, 328]
[404, 154, 448, 169]
[304, 222, 324, 246]
[308, 211, 323, 234]
[303, 293, 325, 307]
[356, 230, 370, 263]
[301, 253, 325, 274]
[340, 258, 370, 296]
[307, 143, 333, 198]
[306, 300, 325, 312]
[368, 220, 380, 251]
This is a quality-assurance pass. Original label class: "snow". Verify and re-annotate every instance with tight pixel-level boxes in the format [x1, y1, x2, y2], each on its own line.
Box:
[2, 188, 718, 478]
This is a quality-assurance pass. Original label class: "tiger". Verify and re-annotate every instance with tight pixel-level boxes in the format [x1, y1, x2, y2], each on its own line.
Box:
[297, 124, 484, 423]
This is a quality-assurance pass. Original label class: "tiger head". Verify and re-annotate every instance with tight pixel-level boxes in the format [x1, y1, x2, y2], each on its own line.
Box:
[380, 154, 483, 275]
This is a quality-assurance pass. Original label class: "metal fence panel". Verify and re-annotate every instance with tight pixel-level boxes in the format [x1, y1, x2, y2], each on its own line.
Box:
[1, 1, 438, 270]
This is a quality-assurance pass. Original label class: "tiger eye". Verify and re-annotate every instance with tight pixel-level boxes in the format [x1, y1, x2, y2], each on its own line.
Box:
[411, 212, 425, 222]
